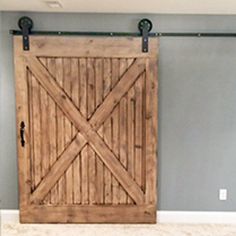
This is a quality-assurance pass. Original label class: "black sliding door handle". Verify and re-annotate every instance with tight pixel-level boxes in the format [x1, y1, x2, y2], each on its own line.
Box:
[20, 121, 25, 147]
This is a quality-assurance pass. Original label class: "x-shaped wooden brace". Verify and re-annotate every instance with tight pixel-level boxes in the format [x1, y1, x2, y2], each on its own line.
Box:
[26, 56, 145, 205]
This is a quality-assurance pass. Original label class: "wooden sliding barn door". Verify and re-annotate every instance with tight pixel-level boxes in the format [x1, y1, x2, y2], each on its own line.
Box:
[14, 36, 158, 223]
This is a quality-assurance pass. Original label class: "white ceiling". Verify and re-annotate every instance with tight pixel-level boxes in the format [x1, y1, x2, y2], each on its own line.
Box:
[0, 0, 236, 14]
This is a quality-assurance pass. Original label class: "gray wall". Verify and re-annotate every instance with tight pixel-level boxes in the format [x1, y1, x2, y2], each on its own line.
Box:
[0, 12, 236, 211]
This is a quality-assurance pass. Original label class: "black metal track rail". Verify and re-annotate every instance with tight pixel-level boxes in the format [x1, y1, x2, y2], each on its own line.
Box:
[11, 16, 236, 52]
[9, 30, 236, 38]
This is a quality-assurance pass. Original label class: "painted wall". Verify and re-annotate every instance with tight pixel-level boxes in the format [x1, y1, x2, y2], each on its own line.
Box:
[0, 12, 236, 211]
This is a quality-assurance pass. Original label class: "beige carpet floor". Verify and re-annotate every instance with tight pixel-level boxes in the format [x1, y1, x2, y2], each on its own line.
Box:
[2, 223, 236, 236]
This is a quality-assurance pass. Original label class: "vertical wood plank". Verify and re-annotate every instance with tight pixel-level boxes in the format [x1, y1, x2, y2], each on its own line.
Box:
[103, 58, 111, 98]
[63, 58, 73, 204]
[87, 58, 95, 119]
[81, 145, 89, 204]
[71, 58, 80, 204]
[97, 125, 104, 205]
[79, 58, 87, 118]
[28, 70, 35, 192]
[127, 57, 135, 199]
[110, 58, 120, 205]
[80, 58, 88, 205]
[55, 58, 66, 204]
[103, 57, 112, 204]
[39, 58, 49, 185]
[71, 58, 79, 136]
[63, 58, 72, 146]
[145, 58, 158, 205]
[87, 58, 96, 205]
[95, 154, 104, 204]
[88, 146, 96, 204]
[32, 74, 41, 188]
[111, 106, 120, 205]
[40, 58, 50, 204]
[127, 86, 135, 204]
[119, 97, 128, 204]
[103, 118, 112, 204]
[111, 58, 119, 88]
[119, 58, 127, 77]
[134, 74, 143, 188]
[95, 58, 104, 204]
[47, 58, 58, 205]
[119, 59, 128, 204]
[95, 59, 103, 108]
[73, 153, 81, 204]
[141, 73, 146, 192]
[127, 58, 135, 205]
[15, 49, 31, 208]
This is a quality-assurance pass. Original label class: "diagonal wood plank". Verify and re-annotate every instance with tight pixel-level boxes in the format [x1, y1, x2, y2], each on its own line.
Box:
[86, 129, 144, 204]
[27, 56, 145, 204]
[30, 133, 87, 203]
[89, 58, 145, 129]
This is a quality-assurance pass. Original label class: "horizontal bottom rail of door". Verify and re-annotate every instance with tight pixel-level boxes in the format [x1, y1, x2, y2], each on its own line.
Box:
[20, 205, 156, 224]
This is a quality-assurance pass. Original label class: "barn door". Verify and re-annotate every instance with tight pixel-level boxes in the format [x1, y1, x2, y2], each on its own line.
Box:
[14, 36, 158, 223]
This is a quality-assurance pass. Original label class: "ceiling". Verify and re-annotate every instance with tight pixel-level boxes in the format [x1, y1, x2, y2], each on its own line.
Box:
[0, 0, 236, 14]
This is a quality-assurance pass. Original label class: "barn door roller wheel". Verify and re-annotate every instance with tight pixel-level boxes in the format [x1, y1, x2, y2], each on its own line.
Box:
[138, 18, 153, 53]
[18, 16, 33, 51]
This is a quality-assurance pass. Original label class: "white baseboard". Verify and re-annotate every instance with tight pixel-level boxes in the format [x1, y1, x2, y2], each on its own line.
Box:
[157, 211, 236, 224]
[1, 210, 236, 224]
[1, 210, 19, 224]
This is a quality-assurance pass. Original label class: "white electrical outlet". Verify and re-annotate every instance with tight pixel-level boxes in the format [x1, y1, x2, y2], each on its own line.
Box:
[219, 189, 227, 201]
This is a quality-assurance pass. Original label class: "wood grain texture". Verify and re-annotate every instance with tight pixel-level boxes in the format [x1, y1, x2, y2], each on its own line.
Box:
[14, 36, 158, 58]
[95, 59, 104, 204]
[118, 56, 129, 204]
[39, 58, 50, 189]
[31, 74, 42, 188]
[63, 58, 73, 205]
[89, 58, 145, 129]
[28, 58, 145, 204]
[145, 58, 158, 205]
[127, 86, 135, 204]
[30, 133, 87, 204]
[111, 59, 120, 205]
[21, 205, 156, 223]
[119, 97, 128, 204]
[14, 36, 158, 223]
[73, 153, 81, 204]
[47, 58, 58, 205]
[14, 41, 31, 209]
[88, 146, 96, 204]
[111, 106, 120, 205]
[39, 58, 50, 203]
[55, 58, 66, 205]
[103, 118, 112, 204]
[81, 145, 89, 204]
[27, 70, 35, 193]
[87, 58, 95, 119]
[134, 74, 144, 188]
[70, 58, 81, 205]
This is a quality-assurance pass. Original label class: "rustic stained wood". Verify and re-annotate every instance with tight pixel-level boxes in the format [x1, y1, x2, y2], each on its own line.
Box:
[14, 36, 158, 223]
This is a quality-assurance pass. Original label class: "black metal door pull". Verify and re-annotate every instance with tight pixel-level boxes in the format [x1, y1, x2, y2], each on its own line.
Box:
[20, 121, 25, 147]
